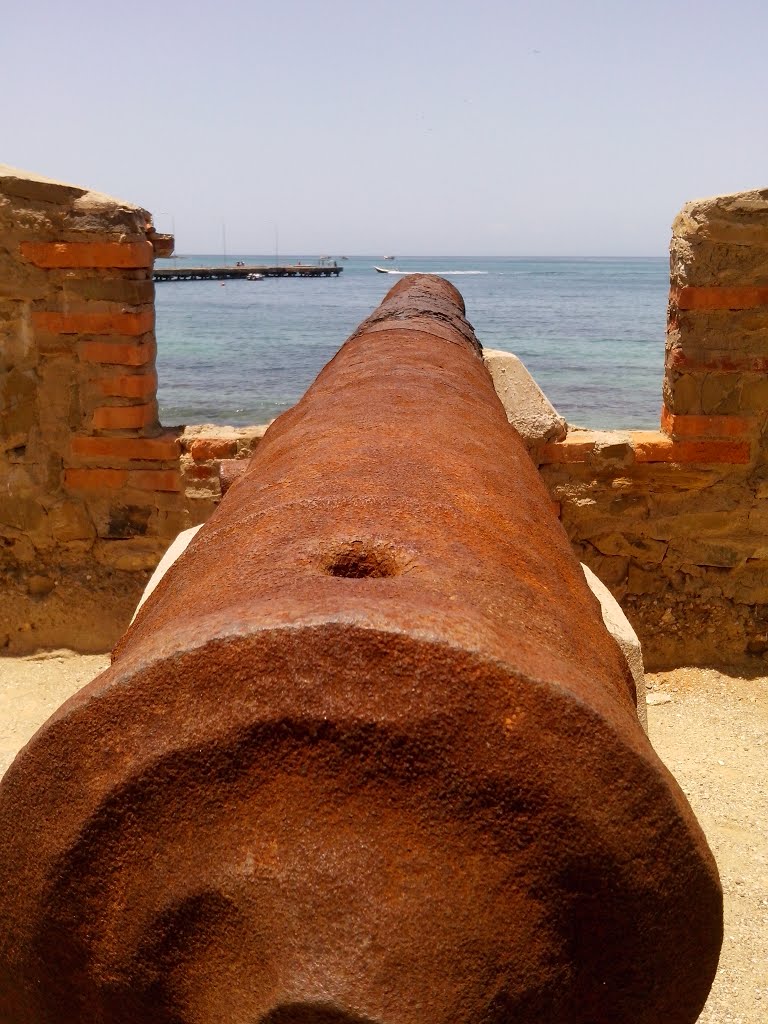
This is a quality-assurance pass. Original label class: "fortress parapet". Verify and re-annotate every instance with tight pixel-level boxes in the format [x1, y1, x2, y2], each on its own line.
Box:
[0, 276, 721, 1024]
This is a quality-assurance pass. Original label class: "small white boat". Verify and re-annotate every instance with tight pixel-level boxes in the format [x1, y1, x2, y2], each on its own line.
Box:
[382, 255, 396, 261]
[374, 265, 399, 274]
[246, 272, 265, 281]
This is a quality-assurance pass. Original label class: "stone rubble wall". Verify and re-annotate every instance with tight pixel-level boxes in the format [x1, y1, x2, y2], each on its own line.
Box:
[0, 167, 260, 651]
[3, 167, 768, 667]
[538, 188, 768, 667]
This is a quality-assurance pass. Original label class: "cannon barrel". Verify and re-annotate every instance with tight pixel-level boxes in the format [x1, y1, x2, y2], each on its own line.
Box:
[0, 276, 721, 1024]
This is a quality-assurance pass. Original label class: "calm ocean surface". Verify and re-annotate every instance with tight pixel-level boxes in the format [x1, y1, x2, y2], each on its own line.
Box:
[155, 256, 669, 431]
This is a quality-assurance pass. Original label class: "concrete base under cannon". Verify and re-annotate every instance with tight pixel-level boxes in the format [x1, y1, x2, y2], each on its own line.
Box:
[0, 276, 721, 1024]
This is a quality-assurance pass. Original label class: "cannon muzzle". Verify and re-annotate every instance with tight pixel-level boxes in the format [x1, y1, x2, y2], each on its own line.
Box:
[0, 276, 721, 1023]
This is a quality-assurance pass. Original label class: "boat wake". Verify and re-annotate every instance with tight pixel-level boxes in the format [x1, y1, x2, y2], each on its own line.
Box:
[374, 267, 487, 276]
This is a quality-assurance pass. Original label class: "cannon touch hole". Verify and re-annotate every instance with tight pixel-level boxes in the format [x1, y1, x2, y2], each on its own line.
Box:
[323, 540, 407, 579]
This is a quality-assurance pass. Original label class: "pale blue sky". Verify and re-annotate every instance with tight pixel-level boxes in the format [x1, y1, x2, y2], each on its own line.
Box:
[3, 0, 767, 255]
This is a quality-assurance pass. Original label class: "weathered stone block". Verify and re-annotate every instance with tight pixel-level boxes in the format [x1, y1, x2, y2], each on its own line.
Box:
[0, 165, 87, 205]
[671, 237, 768, 287]
[48, 502, 95, 543]
[93, 540, 162, 572]
[663, 371, 702, 414]
[673, 188, 768, 245]
[0, 492, 46, 534]
[737, 375, 768, 411]
[647, 509, 749, 541]
[670, 309, 768, 359]
[189, 437, 239, 461]
[591, 532, 668, 564]
[700, 374, 743, 415]
[0, 367, 37, 441]
[482, 349, 567, 448]
[627, 564, 668, 595]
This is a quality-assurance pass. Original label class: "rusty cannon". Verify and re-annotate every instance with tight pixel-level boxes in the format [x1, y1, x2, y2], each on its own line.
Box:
[0, 276, 721, 1024]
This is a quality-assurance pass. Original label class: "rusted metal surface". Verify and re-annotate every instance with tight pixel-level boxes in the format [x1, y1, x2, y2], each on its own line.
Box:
[0, 276, 721, 1023]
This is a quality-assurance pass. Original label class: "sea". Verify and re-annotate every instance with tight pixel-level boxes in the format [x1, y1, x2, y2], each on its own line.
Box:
[154, 256, 669, 431]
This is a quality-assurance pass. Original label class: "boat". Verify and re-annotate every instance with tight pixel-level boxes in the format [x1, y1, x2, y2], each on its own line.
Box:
[246, 272, 265, 281]
[374, 266, 400, 274]
[383, 255, 395, 261]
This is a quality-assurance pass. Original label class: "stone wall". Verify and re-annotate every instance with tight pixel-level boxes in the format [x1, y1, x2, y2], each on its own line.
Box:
[0, 167, 261, 651]
[537, 189, 768, 667]
[3, 166, 768, 667]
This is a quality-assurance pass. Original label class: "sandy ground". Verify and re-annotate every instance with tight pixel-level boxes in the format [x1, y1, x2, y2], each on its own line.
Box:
[0, 653, 766, 1022]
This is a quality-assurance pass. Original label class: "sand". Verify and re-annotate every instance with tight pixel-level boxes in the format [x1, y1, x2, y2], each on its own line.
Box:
[0, 653, 765, 1021]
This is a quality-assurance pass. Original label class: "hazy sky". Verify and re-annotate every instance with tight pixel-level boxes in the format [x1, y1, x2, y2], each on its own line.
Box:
[3, 0, 767, 255]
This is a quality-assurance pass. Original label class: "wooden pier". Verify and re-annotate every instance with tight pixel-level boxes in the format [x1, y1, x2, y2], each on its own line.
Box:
[154, 264, 343, 282]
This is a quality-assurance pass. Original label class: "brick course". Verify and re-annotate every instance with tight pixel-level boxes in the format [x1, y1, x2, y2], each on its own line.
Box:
[96, 371, 158, 398]
[78, 338, 155, 366]
[69, 433, 179, 463]
[672, 284, 768, 311]
[33, 309, 154, 336]
[21, 241, 153, 269]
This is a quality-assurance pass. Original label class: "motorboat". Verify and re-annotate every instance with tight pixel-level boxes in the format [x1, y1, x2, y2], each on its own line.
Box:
[246, 272, 265, 281]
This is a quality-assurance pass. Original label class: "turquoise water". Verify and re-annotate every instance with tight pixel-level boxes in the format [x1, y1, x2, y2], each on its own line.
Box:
[155, 256, 668, 430]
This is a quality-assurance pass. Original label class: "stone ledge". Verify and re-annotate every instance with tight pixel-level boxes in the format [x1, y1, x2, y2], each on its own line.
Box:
[541, 430, 752, 466]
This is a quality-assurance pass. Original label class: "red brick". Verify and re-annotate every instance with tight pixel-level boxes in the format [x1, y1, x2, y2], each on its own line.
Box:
[20, 240, 153, 269]
[189, 437, 238, 461]
[127, 470, 183, 492]
[79, 339, 155, 366]
[70, 433, 180, 461]
[64, 468, 127, 490]
[671, 285, 768, 311]
[96, 371, 157, 398]
[33, 309, 153, 336]
[631, 430, 751, 464]
[660, 406, 755, 439]
[91, 403, 157, 431]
